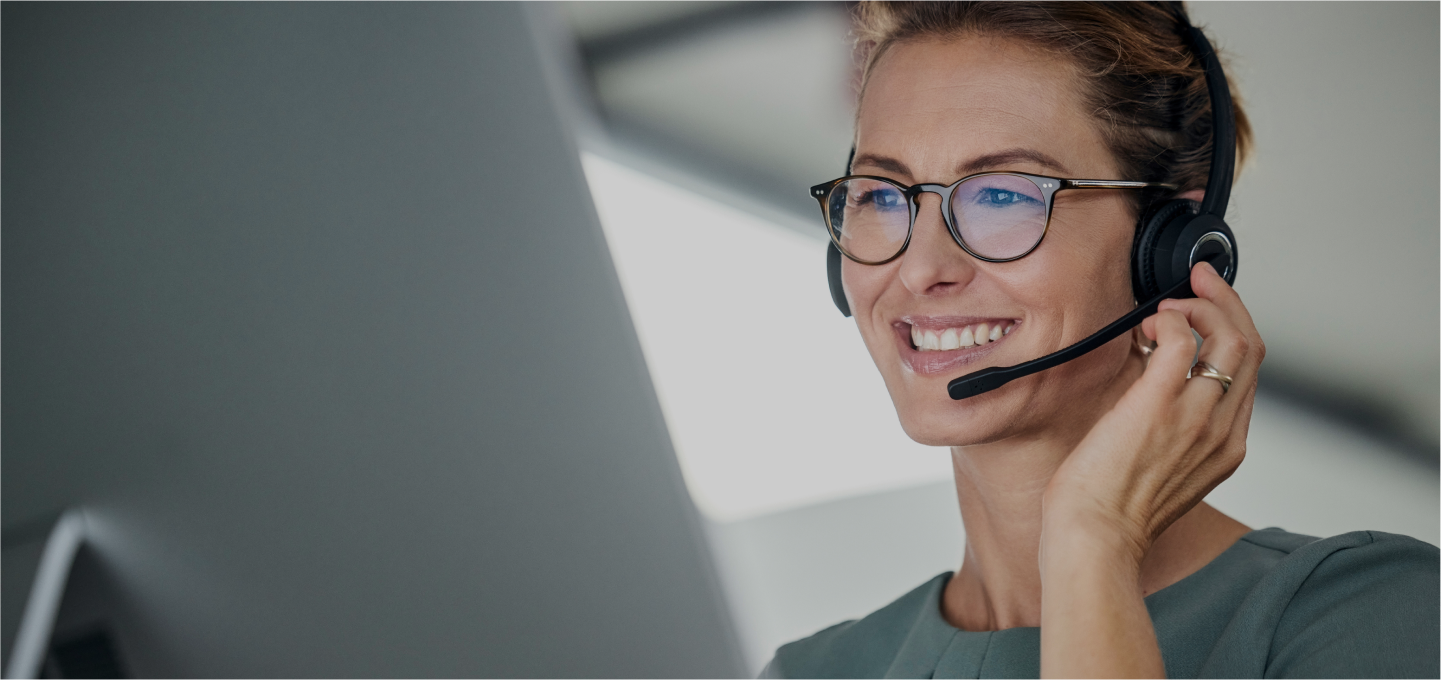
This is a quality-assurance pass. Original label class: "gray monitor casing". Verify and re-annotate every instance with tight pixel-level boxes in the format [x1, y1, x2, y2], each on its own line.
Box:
[1, 3, 746, 676]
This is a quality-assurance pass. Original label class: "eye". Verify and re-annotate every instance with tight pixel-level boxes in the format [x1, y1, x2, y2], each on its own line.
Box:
[975, 187, 1041, 206]
[849, 185, 907, 211]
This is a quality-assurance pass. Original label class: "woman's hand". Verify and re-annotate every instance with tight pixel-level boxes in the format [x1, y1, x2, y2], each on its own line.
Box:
[1038, 261, 1266, 677]
[1047, 259, 1264, 563]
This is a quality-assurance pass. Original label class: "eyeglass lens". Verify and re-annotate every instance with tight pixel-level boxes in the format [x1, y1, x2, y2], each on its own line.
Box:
[827, 174, 1048, 262]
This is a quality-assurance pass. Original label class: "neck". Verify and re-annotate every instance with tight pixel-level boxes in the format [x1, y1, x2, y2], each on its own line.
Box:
[939, 340, 1248, 632]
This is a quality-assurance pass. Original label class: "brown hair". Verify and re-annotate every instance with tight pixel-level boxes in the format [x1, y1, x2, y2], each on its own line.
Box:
[852, 1, 1252, 218]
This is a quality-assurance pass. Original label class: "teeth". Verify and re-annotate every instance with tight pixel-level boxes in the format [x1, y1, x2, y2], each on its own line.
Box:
[909, 321, 1014, 351]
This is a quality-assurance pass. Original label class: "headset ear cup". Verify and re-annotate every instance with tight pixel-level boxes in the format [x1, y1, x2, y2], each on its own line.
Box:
[827, 242, 851, 317]
[1132, 199, 1200, 300]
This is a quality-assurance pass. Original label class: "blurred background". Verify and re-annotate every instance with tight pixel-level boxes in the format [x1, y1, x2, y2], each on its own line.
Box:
[551, 1, 1439, 671]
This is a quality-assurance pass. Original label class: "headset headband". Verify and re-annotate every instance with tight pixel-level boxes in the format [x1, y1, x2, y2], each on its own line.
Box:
[1189, 25, 1235, 218]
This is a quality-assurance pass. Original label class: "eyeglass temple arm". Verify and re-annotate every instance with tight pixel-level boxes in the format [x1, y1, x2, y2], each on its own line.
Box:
[1062, 180, 1178, 191]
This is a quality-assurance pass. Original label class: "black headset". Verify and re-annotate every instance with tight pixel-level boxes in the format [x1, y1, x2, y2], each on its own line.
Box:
[823, 5, 1239, 400]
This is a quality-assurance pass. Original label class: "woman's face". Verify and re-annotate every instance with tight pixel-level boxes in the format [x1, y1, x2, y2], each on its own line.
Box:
[849, 36, 1142, 447]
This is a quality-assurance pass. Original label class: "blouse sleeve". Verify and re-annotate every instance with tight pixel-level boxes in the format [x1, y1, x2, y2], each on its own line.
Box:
[1266, 531, 1439, 679]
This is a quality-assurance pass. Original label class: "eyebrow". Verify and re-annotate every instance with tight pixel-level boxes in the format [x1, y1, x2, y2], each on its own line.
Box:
[850, 147, 1072, 181]
[850, 152, 911, 178]
[957, 148, 1071, 176]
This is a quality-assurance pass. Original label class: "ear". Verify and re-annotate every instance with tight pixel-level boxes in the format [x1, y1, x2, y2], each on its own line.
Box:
[1175, 188, 1205, 203]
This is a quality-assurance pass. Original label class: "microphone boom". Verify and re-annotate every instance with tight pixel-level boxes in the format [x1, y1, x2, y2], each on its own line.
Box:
[947, 276, 1195, 400]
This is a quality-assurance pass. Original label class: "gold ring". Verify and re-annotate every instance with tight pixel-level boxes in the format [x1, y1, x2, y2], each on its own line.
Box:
[1189, 361, 1232, 394]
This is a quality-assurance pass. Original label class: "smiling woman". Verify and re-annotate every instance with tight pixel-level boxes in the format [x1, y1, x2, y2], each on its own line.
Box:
[762, 2, 1439, 678]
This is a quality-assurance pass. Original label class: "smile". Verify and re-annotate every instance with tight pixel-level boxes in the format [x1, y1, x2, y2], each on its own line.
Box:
[894, 317, 1020, 375]
[909, 320, 1016, 351]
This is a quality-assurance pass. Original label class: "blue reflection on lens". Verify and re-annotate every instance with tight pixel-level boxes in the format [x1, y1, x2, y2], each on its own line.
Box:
[852, 184, 906, 212]
[973, 187, 1042, 208]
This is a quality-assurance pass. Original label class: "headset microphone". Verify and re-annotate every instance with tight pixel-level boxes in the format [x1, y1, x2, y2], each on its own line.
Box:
[947, 260, 1212, 400]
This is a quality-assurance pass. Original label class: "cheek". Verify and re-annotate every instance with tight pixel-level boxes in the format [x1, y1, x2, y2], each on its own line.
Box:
[834, 202, 1140, 446]
[840, 259, 902, 352]
[840, 258, 894, 318]
[1032, 208, 1137, 306]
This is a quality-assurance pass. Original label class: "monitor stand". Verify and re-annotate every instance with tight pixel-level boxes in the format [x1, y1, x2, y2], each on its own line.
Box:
[1, 512, 84, 680]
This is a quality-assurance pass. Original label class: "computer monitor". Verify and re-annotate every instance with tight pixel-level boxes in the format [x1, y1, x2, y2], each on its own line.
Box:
[1, 3, 746, 676]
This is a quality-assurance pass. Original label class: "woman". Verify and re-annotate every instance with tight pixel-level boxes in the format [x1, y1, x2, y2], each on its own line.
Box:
[763, 3, 1439, 678]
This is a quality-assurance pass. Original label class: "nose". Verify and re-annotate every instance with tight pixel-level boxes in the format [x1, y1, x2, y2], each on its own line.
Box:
[898, 191, 977, 297]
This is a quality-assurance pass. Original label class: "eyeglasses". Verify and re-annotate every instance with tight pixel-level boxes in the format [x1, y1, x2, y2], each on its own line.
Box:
[809, 173, 1176, 265]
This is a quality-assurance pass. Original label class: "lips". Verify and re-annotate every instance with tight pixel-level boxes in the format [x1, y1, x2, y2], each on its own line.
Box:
[894, 316, 1020, 375]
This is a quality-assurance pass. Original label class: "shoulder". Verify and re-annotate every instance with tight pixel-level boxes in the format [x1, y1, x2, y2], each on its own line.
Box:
[1239, 528, 1437, 606]
[1234, 528, 1439, 630]
[760, 573, 949, 679]
[1223, 527, 1438, 593]
[1234, 529, 1439, 678]
[1273, 527, 1441, 625]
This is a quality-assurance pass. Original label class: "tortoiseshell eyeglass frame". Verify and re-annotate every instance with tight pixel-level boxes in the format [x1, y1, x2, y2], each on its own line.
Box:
[809, 172, 1177, 265]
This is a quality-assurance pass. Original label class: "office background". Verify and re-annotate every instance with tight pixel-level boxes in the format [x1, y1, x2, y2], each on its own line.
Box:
[553, 1, 1439, 670]
[3, 2, 1436, 677]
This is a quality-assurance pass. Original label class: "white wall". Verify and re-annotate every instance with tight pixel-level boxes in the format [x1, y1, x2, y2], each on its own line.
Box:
[585, 152, 951, 524]
[1190, 1, 1440, 446]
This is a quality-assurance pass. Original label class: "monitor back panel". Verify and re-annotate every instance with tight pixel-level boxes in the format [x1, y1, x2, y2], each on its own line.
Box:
[1, 3, 744, 676]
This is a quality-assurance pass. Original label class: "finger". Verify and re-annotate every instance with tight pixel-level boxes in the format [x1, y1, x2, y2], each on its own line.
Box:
[1219, 350, 1260, 438]
[1222, 379, 1258, 454]
[1135, 309, 1198, 398]
[1183, 345, 1259, 457]
[1155, 297, 1252, 380]
[1159, 296, 1264, 418]
[1187, 360, 1233, 403]
[1195, 377, 1255, 482]
[1151, 304, 1237, 418]
[1191, 262, 1262, 343]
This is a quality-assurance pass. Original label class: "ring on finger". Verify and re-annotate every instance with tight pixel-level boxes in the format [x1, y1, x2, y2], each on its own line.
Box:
[1188, 361, 1232, 394]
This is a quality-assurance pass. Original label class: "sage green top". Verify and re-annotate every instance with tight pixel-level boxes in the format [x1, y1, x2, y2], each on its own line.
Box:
[763, 529, 1438, 678]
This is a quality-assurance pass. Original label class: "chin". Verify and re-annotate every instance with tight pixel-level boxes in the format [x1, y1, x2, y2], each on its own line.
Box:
[891, 388, 1021, 447]
[890, 341, 1136, 448]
